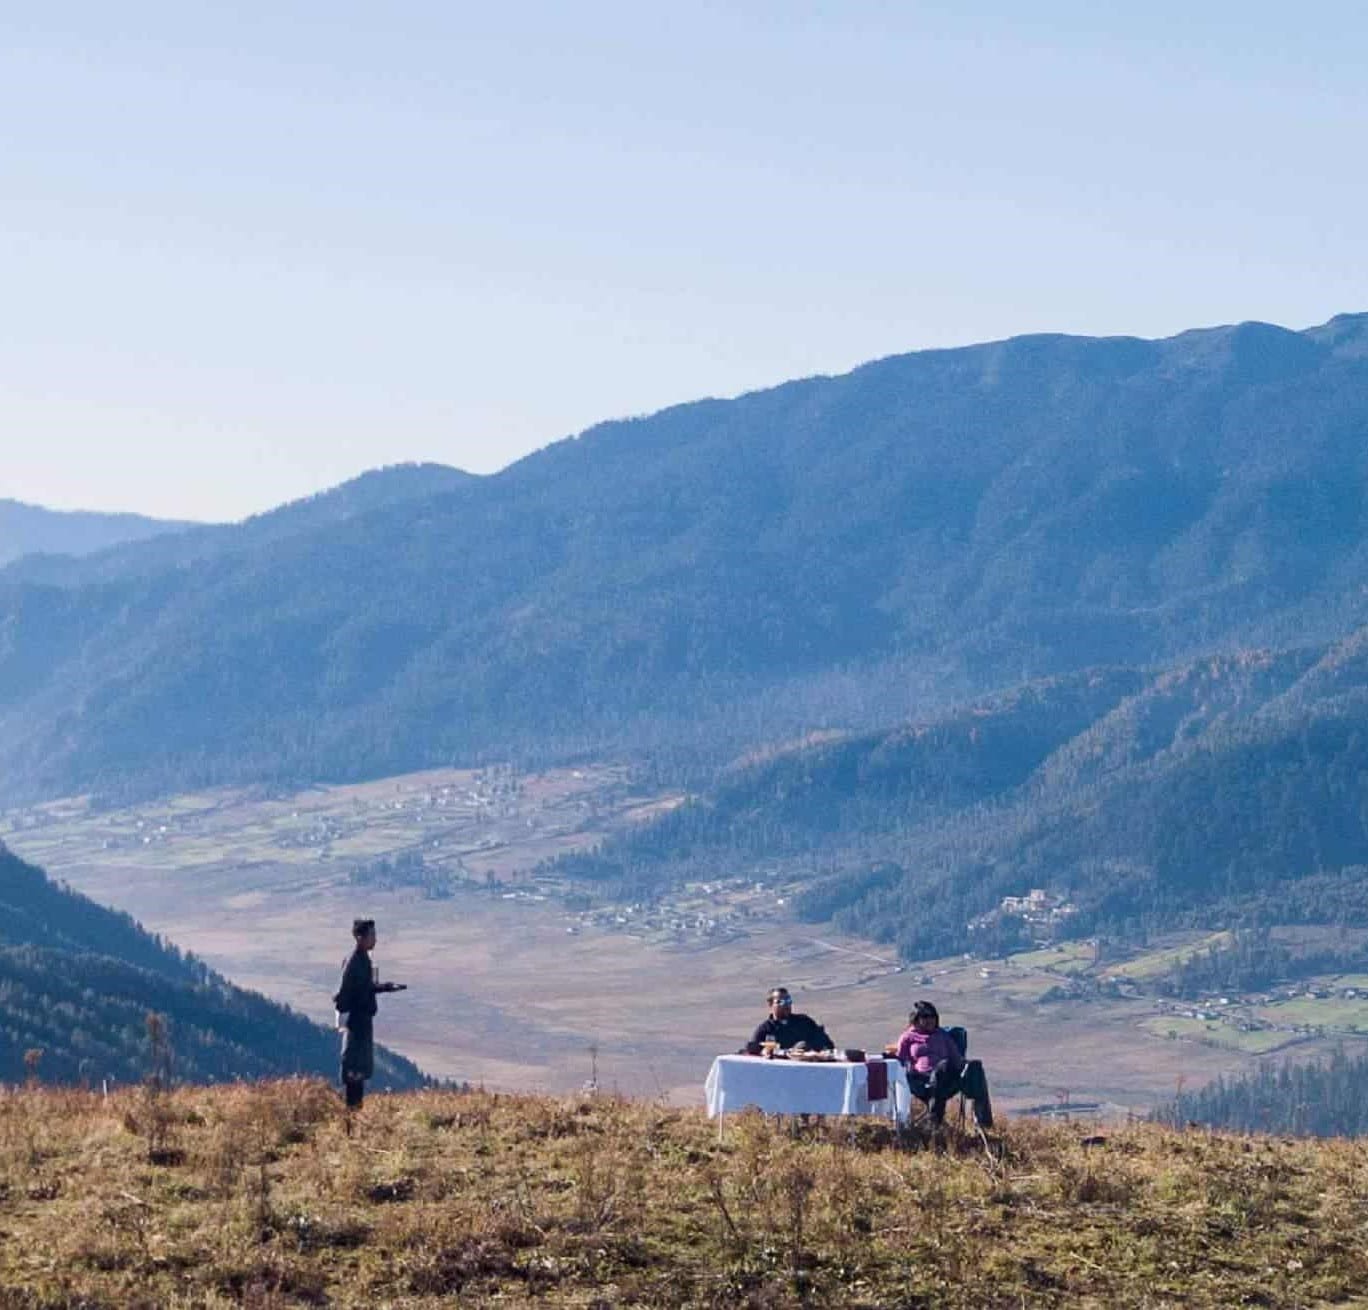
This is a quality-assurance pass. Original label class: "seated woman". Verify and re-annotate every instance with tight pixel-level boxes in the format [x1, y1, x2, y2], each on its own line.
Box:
[895, 1000, 964, 1124]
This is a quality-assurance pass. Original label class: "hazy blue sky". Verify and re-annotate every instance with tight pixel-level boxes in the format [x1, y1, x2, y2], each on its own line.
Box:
[4, 2, 1366, 520]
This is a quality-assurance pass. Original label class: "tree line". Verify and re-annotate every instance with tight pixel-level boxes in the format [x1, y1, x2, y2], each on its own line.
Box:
[1156, 1048, 1368, 1137]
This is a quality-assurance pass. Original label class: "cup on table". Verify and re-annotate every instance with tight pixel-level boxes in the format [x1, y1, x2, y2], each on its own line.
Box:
[761, 1039, 778, 1058]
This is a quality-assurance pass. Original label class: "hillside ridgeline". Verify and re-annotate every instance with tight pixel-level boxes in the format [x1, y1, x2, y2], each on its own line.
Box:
[0, 498, 194, 569]
[2, 462, 474, 587]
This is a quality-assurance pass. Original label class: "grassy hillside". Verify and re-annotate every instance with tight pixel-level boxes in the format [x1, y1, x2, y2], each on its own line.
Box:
[0, 842, 427, 1088]
[6, 315, 1368, 802]
[1, 1082, 1365, 1307]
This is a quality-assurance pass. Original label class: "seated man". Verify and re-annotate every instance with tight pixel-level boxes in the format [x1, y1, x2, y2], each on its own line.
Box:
[895, 1000, 965, 1125]
[749, 986, 836, 1052]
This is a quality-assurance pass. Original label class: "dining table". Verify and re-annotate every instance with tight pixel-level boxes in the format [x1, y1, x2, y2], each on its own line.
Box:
[704, 1054, 912, 1128]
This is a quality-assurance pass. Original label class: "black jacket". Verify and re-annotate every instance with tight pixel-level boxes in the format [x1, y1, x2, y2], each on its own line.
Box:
[334, 948, 379, 1027]
[750, 1012, 835, 1051]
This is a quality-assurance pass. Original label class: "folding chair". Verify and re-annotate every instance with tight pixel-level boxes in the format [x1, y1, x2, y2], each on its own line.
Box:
[904, 1027, 994, 1131]
[946, 1027, 993, 1131]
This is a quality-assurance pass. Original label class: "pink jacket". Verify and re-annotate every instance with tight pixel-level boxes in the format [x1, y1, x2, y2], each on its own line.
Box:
[896, 1025, 962, 1076]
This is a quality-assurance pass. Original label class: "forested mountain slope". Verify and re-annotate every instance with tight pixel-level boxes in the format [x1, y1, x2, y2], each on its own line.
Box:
[4, 314, 1368, 802]
[558, 636, 1368, 959]
[0, 842, 427, 1088]
[1, 462, 474, 587]
[0, 499, 193, 569]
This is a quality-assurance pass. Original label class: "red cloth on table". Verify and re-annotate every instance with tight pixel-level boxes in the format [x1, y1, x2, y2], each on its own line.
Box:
[865, 1058, 889, 1102]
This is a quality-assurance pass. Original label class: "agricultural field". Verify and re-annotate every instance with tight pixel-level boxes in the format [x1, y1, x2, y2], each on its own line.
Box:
[1321, 972, 1368, 990]
[1139, 1016, 1294, 1055]
[1255, 995, 1368, 1031]
[1002, 941, 1096, 975]
[1101, 933, 1233, 980]
[2, 763, 656, 888]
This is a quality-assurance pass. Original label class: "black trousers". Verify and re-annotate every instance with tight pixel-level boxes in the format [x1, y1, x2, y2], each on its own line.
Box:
[908, 1060, 963, 1124]
[908, 1059, 993, 1127]
[341, 1019, 374, 1108]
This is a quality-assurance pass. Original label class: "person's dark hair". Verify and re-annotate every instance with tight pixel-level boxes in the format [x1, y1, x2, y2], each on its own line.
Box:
[352, 918, 376, 938]
[911, 1000, 939, 1027]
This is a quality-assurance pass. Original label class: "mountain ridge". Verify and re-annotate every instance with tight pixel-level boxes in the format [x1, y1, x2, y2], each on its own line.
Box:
[4, 313, 1368, 803]
[1, 461, 476, 587]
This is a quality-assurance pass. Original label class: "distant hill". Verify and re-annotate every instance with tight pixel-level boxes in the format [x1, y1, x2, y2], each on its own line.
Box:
[555, 634, 1368, 958]
[1, 461, 476, 586]
[0, 498, 195, 569]
[0, 841, 427, 1088]
[4, 315, 1368, 802]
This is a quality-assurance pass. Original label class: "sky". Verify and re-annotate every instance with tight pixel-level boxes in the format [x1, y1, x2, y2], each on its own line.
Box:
[3, 2, 1367, 521]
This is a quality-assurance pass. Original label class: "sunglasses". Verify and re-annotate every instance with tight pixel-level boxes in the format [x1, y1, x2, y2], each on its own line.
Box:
[768, 995, 792, 1005]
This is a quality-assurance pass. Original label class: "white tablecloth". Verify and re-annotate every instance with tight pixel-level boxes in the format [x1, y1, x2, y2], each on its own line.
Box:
[704, 1055, 911, 1123]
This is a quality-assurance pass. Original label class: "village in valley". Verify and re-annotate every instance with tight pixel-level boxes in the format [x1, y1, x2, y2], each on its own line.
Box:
[961, 888, 1368, 1059]
[1, 763, 836, 953]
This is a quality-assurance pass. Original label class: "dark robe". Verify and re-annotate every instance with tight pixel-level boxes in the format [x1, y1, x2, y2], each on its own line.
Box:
[334, 948, 379, 1085]
[749, 1012, 835, 1051]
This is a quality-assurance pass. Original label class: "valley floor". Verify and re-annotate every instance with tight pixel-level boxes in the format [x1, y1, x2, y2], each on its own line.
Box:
[2, 1081, 1367, 1308]
[6, 766, 1363, 1112]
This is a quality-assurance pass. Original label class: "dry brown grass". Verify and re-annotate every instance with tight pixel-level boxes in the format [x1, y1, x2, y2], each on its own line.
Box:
[2, 1081, 1367, 1307]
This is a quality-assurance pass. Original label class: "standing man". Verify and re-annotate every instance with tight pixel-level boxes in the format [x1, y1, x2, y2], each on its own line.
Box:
[333, 917, 407, 1109]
